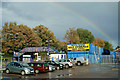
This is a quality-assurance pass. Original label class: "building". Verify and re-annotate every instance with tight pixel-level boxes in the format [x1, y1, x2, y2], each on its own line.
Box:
[49, 53, 66, 61]
[67, 43, 117, 64]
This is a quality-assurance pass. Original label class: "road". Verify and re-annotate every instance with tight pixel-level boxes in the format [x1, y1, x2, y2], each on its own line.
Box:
[0, 64, 119, 79]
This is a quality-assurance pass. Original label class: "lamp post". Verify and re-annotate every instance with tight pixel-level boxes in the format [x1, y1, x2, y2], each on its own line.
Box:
[46, 40, 52, 60]
[0, 53, 5, 75]
[10, 33, 18, 61]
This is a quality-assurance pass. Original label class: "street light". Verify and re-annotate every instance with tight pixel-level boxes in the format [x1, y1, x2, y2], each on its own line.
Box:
[46, 40, 52, 60]
[0, 53, 5, 74]
[10, 33, 19, 61]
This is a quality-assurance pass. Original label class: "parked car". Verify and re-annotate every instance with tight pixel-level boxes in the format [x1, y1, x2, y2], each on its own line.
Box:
[28, 61, 49, 74]
[58, 59, 73, 68]
[5, 62, 34, 75]
[70, 57, 86, 66]
[54, 61, 64, 69]
[49, 64, 55, 72]
[45, 61, 64, 70]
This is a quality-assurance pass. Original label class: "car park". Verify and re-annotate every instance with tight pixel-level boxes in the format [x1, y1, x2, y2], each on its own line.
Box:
[58, 59, 73, 68]
[28, 61, 49, 74]
[5, 62, 34, 75]
[45, 61, 64, 70]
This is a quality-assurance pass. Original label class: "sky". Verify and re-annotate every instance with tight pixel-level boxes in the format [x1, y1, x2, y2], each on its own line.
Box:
[0, 0, 119, 49]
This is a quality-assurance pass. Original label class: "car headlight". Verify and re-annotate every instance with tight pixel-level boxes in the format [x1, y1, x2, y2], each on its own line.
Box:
[60, 64, 62, 66]
[24, 68, 30, 72]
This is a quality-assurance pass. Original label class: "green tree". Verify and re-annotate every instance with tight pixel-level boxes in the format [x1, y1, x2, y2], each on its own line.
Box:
[33, 25, 59, 50]
[77, 28, 95, 43]
[2, 22, 42, 55]
[104, 41, 113, 51]
[65, 28, 79, 44]
[92, 38, 105, 48]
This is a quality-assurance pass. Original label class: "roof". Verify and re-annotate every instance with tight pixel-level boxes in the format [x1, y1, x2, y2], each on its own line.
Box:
[19, 47, 59, 53]
[28, 61, 46, 63]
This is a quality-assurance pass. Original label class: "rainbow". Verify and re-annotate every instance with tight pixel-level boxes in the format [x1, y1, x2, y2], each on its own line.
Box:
[47, 2, 117, 47]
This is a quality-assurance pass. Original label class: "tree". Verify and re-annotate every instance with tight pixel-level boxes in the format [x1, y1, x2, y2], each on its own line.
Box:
[2, 22, 42, 55]
[64, 28, 79, 44]
[77, 28, 95, 43]
[57, 41, 68, 53]
[33, 25, 58, 50]
[104, 41, 113, 51]
[115, 46, 120, 49]
[92, 38, 105, 48]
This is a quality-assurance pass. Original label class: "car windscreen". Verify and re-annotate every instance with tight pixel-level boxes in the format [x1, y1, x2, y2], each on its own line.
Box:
[54, 61, 59, 64]
[51, 61, 55, 64]
[21, 63, 29, 67]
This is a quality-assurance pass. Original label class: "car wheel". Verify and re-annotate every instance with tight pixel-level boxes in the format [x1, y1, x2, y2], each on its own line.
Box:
[21, 71, 25, 76]
[6, 69, 10, 74]
[77, 62, 81, 66]
[35, 69, 39, 74]
[65, 64, 69, 69]
[57, 67, 60, 70]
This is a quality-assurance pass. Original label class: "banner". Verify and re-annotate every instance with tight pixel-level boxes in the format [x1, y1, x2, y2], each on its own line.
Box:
[67, 44, 90, 51]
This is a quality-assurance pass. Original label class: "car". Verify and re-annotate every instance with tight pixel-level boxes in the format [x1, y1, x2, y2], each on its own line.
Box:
[58, 59, 73, 68]
[70, 57, 86, 66]
[45, 61, 64, 70]
[28, 61, 49, 74]
[5, 62, 34, 75]
[54, 61, 64, 69]
[49, 64, 55, 72]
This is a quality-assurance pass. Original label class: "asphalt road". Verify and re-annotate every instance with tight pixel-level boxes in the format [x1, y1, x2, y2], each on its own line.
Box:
[0, 64, 119, 79]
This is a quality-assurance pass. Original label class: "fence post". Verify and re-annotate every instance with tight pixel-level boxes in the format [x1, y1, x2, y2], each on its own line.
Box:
[114, 52, 116, 65]
[109, 55, 110, 64]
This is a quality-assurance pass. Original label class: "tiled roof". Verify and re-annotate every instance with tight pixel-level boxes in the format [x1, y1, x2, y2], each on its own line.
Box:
[19, 47, 59, 53]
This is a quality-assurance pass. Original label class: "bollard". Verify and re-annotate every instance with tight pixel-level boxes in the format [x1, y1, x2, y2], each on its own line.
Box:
[86, 59, 89, 66]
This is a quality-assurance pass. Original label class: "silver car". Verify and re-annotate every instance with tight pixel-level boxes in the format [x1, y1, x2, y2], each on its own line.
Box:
[6, 62, 34, 75]
[49, 65, 55, 72]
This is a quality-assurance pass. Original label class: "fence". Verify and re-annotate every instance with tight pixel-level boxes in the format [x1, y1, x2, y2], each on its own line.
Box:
[88, 54, 119, 64]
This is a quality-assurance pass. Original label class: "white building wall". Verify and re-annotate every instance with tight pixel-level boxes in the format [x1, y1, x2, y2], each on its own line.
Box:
[50, 53, 66, 61]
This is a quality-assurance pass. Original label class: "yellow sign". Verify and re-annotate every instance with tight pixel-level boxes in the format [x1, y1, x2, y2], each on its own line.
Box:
[67, 44, 89, 51]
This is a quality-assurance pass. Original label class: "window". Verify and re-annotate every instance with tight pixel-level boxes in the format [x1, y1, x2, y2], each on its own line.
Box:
[67, 60, 70, 62]
[14, 63, 21, 67]
[37, 64, 42, 67]
[31, 64, 35, 67]
[74, 58, 76, 60]
[64, 60, 66, 62]
[44, 63, 48, 67]
[9, 62, 14, 66]
[59, 60, 61, 62]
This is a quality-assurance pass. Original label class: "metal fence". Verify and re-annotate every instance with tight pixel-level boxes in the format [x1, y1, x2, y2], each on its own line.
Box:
[100, 55, 115, 64]
[88, 54, 120, 64]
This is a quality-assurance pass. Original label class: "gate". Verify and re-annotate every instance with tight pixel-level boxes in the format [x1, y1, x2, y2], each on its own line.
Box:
[100, 55, 115, 64]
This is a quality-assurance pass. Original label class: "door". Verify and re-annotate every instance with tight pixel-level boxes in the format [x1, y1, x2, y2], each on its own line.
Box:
[13, 62, 22, 73]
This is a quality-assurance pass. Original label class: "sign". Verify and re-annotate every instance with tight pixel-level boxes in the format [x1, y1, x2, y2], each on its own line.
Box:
[67, 44, 89, 51]
[23, 55, 31, 57]
[13, 52, 20, 57]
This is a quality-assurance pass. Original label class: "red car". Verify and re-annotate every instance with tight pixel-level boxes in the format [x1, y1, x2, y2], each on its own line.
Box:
[28, 61, 49, 74]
